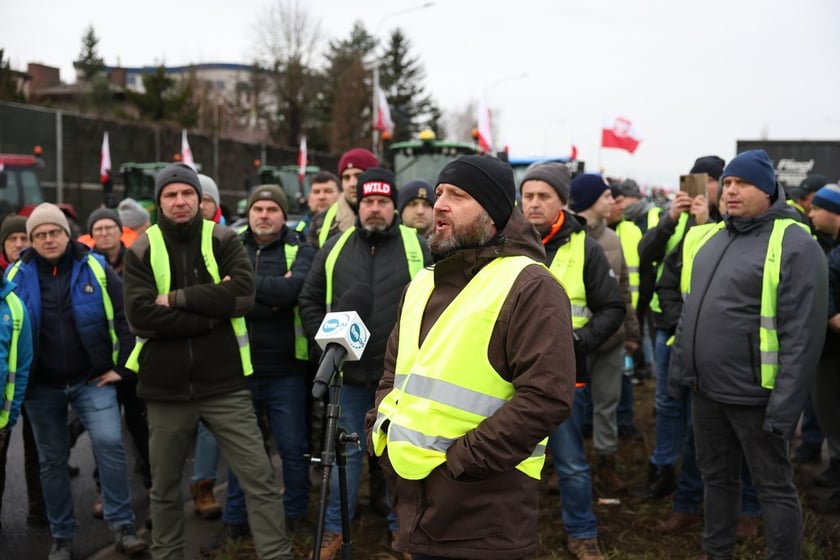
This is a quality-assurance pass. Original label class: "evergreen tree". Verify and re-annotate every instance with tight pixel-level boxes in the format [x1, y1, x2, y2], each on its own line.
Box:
[127, 66, 198, 127]
[322, 21, 376, 153]
[0, 49, 25, 102]
[377, 28, 443, 141]
[76, 26, 106, 82]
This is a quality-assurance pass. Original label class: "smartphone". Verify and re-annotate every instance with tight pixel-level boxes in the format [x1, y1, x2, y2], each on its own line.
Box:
[680, 173, 709, 199]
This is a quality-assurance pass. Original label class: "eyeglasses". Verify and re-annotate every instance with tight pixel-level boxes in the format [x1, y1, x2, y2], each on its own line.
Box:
[31, 228, 66, 241]
[92, 224, 119, 234]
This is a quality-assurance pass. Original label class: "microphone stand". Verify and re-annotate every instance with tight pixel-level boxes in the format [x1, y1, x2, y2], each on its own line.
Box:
[312, 368, 358, 560]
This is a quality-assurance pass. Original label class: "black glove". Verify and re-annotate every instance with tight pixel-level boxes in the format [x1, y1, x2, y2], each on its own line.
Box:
[0, 427, 10, 450]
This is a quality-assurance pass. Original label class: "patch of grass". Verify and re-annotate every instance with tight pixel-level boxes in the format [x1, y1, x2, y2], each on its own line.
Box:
[207, 381, 840, 559]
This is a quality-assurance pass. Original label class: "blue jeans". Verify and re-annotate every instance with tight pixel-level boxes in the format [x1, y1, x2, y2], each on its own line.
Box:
[25, 380, 135, 539]
[651, 329, 687, 466]
[192, 421, 219, 482]
[692, 392, 801, 560]
[324, 383, 377, 533]
[224, 375, 310, 522]
[548, 387, 597, 539]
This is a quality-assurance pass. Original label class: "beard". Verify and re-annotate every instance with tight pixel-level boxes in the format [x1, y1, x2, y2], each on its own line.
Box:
[428, 210, 495, 258]
[361, 215, 388, 233]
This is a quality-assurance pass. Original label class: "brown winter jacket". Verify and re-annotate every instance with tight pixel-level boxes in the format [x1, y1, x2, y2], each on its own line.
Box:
[365, 210, 576, 559]
[586, 218, 641, 350]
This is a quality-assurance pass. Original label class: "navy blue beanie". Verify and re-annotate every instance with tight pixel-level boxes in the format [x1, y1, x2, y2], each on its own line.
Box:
[569, 173, 610, 212]
[812, 184, 840, 214]
[398, 179, 436, 214]
[720, 150, 777, 196]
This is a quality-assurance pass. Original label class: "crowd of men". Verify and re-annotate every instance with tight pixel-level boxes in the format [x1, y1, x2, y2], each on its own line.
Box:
[0, 145, 838, 560]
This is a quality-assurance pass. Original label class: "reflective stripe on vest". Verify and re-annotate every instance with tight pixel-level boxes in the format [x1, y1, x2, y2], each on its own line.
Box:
[547, 230, 589, 328]
[318, 203, 339, 247]
[372, 256, 548, 480]
[126, 221, 253, 375]
[283, 244, 308, 361]
[295, 220, 306, 233]
[615, 220, 642, 309]
[680, 218, 808, 389]
[0, 292, 24, 429]
[323, 225, 424, 311]
[649, 212, 689, 314]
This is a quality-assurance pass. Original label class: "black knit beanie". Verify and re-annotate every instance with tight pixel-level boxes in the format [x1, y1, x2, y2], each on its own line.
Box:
[87, 208, 122, 233]
[437, 155, 515, 229]
[154, 163, 203, 204]
[690, 155, 726, 180]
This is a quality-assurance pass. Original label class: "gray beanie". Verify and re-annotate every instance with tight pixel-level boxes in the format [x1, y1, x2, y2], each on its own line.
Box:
[87, 208, 122, 234]
[26, 202, 71, 239]
[117, 198, 151, 229]
[520, 162, 571, 203]
[198, 174, 220, 206]
[154, 163, 202, 203]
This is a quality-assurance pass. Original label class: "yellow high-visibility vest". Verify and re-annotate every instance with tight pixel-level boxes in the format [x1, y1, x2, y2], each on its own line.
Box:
[126, 221, 253, 375]
[0, 292, 24, 429]
[547, 230, 589, 328]
[372, 255, 547, 480]
[615, 220, 642, 309]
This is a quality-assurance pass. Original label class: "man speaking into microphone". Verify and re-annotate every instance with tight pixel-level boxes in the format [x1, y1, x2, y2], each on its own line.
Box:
[299, 167, 431, 560]
[366, 155, 576, 560]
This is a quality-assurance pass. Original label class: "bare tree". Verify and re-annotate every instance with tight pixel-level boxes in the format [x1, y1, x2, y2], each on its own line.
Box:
[252, 0, 322, 147]
[445, 101, 480, 143]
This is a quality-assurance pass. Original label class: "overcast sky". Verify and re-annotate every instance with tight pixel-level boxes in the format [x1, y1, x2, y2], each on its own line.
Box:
[2, 0, 839, 186]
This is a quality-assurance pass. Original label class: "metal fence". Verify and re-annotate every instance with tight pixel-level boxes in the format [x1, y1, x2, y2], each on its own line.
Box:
[0, 101, 339, 224]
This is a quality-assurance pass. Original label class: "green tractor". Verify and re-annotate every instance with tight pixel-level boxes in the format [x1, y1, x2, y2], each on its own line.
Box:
[386, 130, 481, 187]
[120, 161, 208, 224]
[119, 162, 172, 224]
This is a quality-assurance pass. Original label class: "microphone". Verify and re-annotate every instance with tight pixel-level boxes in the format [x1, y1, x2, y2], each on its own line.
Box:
[311, 283, 374, 399]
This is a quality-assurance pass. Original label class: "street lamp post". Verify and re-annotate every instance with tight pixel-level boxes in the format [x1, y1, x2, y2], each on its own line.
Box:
[371, 2, 435, 156]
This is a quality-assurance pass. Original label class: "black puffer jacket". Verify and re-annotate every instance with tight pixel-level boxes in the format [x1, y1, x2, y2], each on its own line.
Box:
[298, 216, 431, 387]
[124, 213, 256, 401]
[240, 226, 315, 377]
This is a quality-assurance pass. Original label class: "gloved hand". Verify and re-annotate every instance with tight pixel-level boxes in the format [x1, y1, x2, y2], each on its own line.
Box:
[0, 427, 10, 449]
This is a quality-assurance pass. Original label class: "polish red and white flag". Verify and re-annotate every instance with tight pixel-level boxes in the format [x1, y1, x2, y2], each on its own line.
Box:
[601, 113, 641, 154]
[181, 129, 196, 170]
[374, 87, 394, 135]
[99, 131, 111, 184]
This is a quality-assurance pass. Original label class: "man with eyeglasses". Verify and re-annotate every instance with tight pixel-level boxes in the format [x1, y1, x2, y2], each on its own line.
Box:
[5, 203, 146, 560]
[86, 208, 128, 275]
